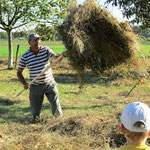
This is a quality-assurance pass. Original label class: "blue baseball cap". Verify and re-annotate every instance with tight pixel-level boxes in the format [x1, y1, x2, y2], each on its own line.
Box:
[28, 33, 41, 41]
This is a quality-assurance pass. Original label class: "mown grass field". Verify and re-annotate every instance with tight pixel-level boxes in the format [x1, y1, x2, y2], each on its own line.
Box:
[0, 39, 150, 150]
[0, 40, 65, 58]
[0, 39, 150, 58]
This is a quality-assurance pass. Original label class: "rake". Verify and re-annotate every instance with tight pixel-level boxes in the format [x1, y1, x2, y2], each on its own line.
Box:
[16, 54, 64, 97]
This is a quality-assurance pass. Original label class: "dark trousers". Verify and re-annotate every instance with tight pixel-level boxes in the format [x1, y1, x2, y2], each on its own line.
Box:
[29, 82, 62, 118]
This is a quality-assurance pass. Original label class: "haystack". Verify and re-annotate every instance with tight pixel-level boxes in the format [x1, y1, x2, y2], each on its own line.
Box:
[59, 0, 143, 84]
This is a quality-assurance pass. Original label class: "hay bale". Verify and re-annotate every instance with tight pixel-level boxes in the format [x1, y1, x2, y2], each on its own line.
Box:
[59, 0, 142, 84]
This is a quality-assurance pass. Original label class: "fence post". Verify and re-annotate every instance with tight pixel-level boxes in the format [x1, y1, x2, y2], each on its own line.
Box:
[15, 44, 20, 69]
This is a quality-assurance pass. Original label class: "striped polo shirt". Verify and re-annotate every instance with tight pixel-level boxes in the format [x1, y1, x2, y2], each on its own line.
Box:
[18, 46, 55, 85]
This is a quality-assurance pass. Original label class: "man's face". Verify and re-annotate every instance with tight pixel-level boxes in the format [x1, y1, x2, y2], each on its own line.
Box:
[28, 38, 41, 52]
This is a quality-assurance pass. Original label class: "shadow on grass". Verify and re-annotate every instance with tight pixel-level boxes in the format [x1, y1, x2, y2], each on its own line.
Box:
[1, 95, 106, 124]
[9, 78, 30, 83]
[42, 102, 118, 111]
[9, 73, 99, 85]
[109, 133, 126, 148]
[1, 101, 107, 124]
[0, 97, 16, 106]
[0, 97, 31, 124]
[54, 73, 101, 85]
[7, 71, 123, 87]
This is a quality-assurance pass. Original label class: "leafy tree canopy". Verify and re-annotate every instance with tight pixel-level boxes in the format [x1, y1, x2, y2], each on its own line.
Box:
[0, 0, 73, 32]
[0, 0, 73, 69]
[105, 0, 150, 28]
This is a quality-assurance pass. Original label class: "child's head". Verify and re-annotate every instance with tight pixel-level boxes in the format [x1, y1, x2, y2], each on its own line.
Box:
[121, 102, 150, 142]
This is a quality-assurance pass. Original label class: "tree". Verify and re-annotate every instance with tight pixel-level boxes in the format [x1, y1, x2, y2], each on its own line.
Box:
[35, 24, 56, 40]
[36, 1, 75, 41]
[0, 0, 73, 69]
[139, 28, 150, 38]
[105, 0, 150, 28]
[0, 32, 8, 39]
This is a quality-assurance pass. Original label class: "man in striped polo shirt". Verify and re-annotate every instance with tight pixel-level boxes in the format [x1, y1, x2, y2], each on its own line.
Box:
[17, 33, 65, 123]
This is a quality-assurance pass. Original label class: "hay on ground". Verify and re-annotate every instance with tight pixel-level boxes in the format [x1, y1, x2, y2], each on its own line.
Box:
[59, 0, 144, 85]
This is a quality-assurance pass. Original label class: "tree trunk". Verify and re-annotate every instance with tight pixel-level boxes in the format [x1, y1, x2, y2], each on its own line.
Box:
[7, 29, 13, 69]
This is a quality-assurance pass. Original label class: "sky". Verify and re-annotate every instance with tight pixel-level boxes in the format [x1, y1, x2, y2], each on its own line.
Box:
[77, 0, 127, 22]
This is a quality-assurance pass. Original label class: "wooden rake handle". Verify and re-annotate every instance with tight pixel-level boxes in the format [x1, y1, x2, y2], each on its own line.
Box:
[16, 54, 64, 97]
[125, 79, 141, 99]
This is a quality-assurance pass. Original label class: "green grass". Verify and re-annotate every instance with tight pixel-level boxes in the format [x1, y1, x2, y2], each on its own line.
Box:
[142, 45, 150, 52]
[0, 39, 65, 58]
[0, 39, 150, 149]
[135, 45, 150, 57]
[0, 58, 150, 149]
[0, 39, 150, 59]
[0, 45, 66, 58]
[0, 39, 63, 45]
[139, 38, 150, 44]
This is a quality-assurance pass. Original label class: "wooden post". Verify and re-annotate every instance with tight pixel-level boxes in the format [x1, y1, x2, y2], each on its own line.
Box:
[15, 44, 20, 69]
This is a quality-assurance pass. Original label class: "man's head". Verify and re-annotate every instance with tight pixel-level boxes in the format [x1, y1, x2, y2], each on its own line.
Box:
[28, 33, 41, 53]
[121, 102, 150, 141]
[28, 33, 41, 41]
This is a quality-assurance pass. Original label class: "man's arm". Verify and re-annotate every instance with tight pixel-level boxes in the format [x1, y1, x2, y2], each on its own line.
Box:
[17, 68, 29, 89]
[51, 52, 67, 61]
